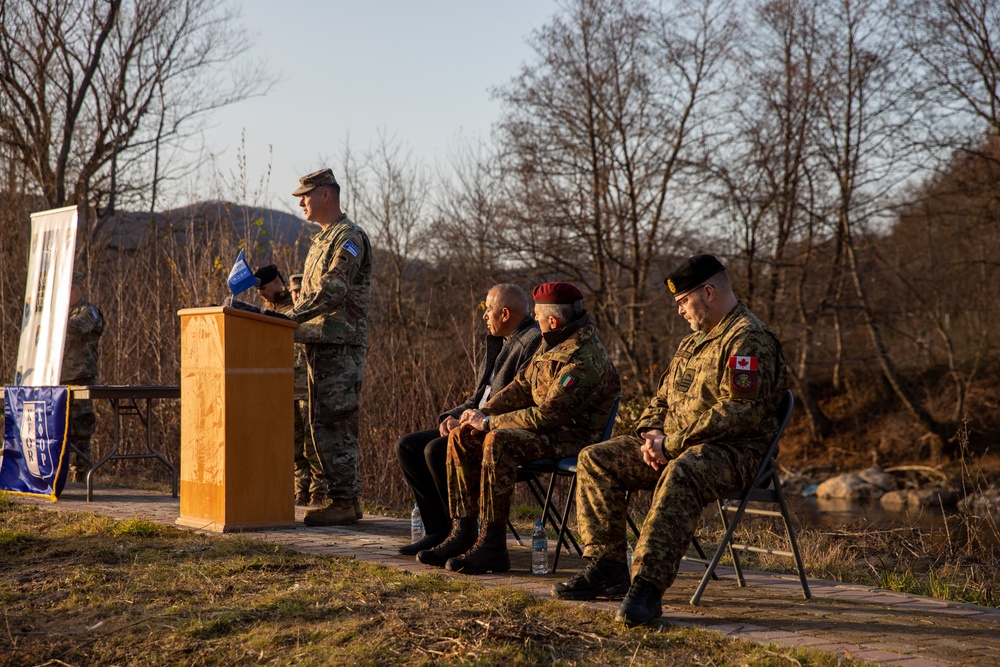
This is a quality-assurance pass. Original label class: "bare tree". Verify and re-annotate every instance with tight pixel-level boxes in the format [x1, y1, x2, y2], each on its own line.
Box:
[813, 0, 953, 457]
[905, 0, 1000, 157]
[344, 132, 432, 326]
[714, 0, 835, 439]
[0, 0, 269, 243]
[494, 0, 738, 388]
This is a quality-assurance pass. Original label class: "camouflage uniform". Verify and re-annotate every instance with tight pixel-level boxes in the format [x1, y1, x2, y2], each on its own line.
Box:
[576, 301, 788, 592]
[271, 290, 328, 501]
[60, 298, 105, 475]
[448, 314, 621, 524]
[287, 214, 371, 500]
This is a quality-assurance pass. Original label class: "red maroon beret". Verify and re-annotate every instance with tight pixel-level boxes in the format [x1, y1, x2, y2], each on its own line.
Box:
[532, 282, 583, 305]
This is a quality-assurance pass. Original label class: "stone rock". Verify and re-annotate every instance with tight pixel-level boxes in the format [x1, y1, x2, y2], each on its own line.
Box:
[958, 485, 1000, 516]
[879, 488, 958, 512]
[816, 466, 897, 501]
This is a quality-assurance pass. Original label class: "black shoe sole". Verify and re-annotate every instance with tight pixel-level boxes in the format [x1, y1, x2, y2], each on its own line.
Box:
[615, 603, 663, 627]
[551, 582, 630, 601]
[399, 534, 448, 556]
[444, 557, 511, 574]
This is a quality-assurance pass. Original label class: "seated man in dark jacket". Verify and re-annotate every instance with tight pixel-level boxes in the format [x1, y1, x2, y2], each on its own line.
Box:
[394, 284, 542, 554]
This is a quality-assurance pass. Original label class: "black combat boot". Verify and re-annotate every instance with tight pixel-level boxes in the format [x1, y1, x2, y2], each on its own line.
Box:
[445, 522, 510, 574]
[399, 530, 450, 556]
[551, 558, 630, 600]
[416, 518, 479, 567]
[615, 577, 663, 626]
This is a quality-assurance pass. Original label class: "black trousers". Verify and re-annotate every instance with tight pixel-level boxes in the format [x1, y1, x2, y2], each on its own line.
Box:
[394, 428, 450, 535]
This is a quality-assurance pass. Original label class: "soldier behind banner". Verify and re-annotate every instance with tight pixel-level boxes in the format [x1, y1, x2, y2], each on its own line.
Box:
[60, 270, 105, 482]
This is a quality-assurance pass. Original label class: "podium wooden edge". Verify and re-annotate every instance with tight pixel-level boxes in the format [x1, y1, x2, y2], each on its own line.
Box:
[175, 516, 299, 533]
[177, 306, 299, 329]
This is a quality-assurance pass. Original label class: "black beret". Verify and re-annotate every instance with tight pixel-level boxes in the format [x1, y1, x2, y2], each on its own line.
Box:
[665, 254, 726, 297]
[254, 264, 283, 286]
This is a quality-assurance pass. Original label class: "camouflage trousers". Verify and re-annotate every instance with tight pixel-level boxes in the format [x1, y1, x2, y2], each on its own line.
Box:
[68, 394, 96, 476]
[293, 398, 328, 497]
[305, 344, 366, 500]
[576, 435, 764, 592]
[447, 426, 583, 525]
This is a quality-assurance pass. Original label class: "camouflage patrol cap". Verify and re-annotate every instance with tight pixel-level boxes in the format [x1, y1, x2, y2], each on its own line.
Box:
[254, 264, 283, 286]
[665, 254, 726, 297]
[289, 273, 303, 291]
[292, 168, 338, 196]
[72, 270, 85, 285]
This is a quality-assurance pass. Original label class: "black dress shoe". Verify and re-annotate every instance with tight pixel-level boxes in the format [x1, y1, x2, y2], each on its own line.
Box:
[615, 578, 663, 626]
[416, 518, 478, 567]
[399, 531, 448, 556]
[444, 522, 510, 575]
[551, 558, 630, 600]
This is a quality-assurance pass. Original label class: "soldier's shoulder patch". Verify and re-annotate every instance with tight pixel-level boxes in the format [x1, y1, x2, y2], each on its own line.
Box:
[728, 355, 758, 371]
[343, 240, 360, 257]
[560, 373, 577, 388]
[731, 371, 757, 393]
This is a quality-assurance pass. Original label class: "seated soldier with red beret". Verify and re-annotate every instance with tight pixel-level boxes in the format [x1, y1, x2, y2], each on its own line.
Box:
[415, 282, 621, 575]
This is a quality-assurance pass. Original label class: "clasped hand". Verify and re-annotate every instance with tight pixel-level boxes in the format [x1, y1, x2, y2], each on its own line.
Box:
[438, 415, 460, 437]
[459, 408, 489, 432]
[639, 429, 668, 471]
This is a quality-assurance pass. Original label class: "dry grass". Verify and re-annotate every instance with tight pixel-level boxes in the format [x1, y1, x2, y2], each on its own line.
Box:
[0, 499, 863, 667]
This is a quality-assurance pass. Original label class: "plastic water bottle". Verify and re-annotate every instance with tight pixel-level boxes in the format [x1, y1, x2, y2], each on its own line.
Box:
[531, 521, 548, 574]
[410, 503, 424, 543]
[626, 536, 634, 571]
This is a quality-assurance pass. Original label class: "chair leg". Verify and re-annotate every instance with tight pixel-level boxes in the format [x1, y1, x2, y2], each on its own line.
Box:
[773, 471, 812, 600]
[525, 471, 566, 540]
[551, 474, 578, 573]
[508, 520, 523, 546]
[719, 500, 747, 588]
[690, 495, 753, 606]
[530, 468, 581, 558]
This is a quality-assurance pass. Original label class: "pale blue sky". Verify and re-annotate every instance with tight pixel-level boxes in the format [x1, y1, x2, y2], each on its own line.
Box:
[203, 1, 561, 211]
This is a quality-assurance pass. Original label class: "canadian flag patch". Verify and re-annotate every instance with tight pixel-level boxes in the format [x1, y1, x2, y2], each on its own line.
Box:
[728, 356, 758, 371]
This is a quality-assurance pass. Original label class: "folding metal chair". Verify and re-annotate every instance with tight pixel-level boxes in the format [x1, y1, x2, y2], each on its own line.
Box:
[687, 389, 811, 605]
[531, 396, 622, 573]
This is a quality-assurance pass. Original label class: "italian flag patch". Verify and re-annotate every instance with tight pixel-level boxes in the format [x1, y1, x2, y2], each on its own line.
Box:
[560, 374, 577, 388]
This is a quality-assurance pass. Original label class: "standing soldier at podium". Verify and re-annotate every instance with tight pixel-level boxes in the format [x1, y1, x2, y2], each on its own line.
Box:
[287, 168, 372, 526]
[61, 270, 105, 482]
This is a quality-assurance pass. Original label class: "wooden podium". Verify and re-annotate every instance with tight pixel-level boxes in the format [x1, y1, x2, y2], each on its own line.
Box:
[175, 306, 299, 532]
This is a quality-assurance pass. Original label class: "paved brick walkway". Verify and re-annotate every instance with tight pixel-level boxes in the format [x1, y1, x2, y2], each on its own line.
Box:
[14, 484, 1000, 667]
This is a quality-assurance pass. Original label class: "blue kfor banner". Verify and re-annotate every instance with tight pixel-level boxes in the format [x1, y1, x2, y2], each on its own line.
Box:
[2, 386, 71, 500]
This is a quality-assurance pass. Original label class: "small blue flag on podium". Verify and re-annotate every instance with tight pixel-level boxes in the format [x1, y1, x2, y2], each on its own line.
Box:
[227, 249, 257, 295]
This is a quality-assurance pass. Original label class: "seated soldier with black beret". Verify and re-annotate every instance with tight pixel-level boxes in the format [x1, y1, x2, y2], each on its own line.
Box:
[551, 254, 789, 626]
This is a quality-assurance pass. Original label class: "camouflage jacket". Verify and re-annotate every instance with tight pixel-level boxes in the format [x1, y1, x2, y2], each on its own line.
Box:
[484, 314, 621, 444]
[60, 298, 105, 385]
[288, 214, 372, 347]
[270, 290, 308, 400]
[637, 301, 788, 456]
